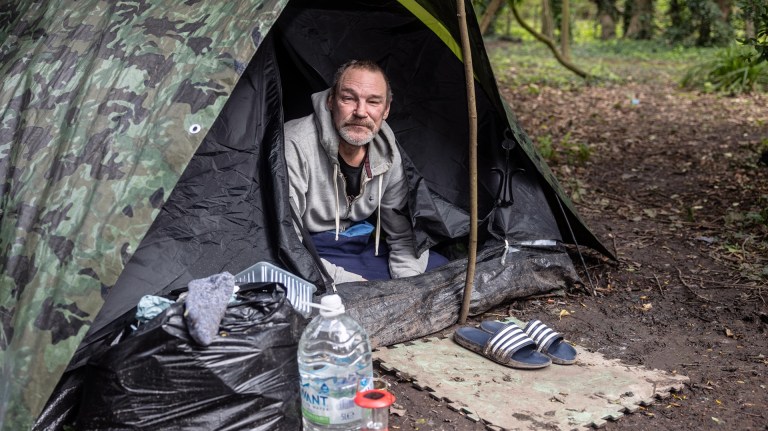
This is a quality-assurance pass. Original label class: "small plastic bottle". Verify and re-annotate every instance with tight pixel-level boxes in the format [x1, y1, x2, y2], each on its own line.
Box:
[298, 294, 374, 430]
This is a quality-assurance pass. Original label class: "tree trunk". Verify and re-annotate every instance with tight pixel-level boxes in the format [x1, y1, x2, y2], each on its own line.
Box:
[668, 0, 683, 29]
[599, 13, 617, 39]
[697, 17, 712, 46]
[594, 0, 618, 40]
[716, 0, 732, 21]
[745, 18, 755, 38]
[541, 0, 555, 40]
[625, 0, 654, 39]
[561, 0, 571, 61]
[479, 0, 505, 35]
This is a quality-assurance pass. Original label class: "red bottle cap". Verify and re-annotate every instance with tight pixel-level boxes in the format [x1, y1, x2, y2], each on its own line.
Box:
[354, 389, 396, 409]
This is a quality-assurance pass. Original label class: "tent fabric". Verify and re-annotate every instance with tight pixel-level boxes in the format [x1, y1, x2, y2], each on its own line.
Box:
[0, 0, 611, 428]
[0, 0, 289, 427]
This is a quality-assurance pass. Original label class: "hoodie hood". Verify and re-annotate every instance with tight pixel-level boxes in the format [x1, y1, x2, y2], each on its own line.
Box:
[311, 88, 398, 177]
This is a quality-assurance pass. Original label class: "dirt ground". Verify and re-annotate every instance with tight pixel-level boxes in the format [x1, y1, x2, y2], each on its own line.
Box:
[378, 79, 768, 430]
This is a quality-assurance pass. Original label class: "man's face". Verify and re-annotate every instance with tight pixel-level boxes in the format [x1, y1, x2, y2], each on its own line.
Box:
[328, 68, 390, 147]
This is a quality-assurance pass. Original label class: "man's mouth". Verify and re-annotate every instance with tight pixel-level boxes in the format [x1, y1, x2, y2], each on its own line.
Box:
[344, 122, 373, 130]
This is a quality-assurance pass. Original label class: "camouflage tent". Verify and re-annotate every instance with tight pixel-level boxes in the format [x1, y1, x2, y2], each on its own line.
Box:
[0, 0, 612, 428]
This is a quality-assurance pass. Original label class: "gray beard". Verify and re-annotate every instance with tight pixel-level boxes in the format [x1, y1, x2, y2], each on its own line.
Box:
[339, 126, 375, 147]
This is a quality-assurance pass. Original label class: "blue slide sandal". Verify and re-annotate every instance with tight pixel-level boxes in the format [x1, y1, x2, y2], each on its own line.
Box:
[453, 322, 551, 369]
[480, 319, 578, 365]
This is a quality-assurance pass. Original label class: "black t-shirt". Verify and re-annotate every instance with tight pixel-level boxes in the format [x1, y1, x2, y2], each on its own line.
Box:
[338, 155, 364, 199]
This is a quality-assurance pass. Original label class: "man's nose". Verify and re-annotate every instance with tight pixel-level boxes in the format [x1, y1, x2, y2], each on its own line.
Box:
[353, 102, 368, 117]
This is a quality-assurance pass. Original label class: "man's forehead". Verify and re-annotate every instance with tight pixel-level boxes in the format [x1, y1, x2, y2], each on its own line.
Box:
[338, 68, 387, 97]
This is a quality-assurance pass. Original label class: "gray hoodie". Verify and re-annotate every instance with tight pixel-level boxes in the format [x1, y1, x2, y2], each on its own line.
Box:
[284, 89, 428, 283]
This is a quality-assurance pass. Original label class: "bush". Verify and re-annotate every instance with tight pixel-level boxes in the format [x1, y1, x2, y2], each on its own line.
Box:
[681, 44, 768, 93]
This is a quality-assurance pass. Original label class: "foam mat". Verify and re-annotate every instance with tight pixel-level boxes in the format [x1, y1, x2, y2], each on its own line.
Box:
[375, 334, 688, 430]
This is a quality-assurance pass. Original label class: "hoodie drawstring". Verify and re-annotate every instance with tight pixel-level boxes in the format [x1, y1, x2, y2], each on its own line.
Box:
[375, 175, 382, 256]
[333, 164, 340, 241]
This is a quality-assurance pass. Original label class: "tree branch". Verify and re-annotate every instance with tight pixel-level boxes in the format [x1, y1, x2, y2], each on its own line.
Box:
[507, 0, 593, 80]
[479, 0, 505, 35]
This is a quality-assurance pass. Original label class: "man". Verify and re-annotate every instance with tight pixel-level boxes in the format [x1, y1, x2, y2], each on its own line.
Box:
[284, 60, 445, 283]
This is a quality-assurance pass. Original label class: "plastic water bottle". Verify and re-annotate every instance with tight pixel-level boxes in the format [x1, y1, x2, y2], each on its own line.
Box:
[298, 294, 374, 430]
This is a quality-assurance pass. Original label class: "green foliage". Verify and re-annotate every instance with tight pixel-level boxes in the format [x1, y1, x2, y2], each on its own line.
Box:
[665, 0, 733, 47]
[560, 132, 592, 164]
[536, 134, 555, 160]
[736, 0, 768, 63]
[681, 44, 768, 93]
[534, 133, 591, 165]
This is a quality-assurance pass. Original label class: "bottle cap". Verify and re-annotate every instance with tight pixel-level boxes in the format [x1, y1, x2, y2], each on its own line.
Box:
[354, 389, 396, 409]
[319, 294, 345, 317]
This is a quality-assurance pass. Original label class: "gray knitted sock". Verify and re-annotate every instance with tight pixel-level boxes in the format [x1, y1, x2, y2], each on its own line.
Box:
[184, 271, 235, 346]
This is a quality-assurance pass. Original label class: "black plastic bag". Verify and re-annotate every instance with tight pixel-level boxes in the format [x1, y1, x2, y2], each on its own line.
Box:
[76, 283, 305, 431]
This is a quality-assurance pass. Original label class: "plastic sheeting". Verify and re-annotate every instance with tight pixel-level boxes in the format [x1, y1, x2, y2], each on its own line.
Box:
[74, 283, 305, 431]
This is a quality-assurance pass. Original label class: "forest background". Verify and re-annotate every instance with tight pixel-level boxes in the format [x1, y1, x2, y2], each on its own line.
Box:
[473, 0, 767, 92]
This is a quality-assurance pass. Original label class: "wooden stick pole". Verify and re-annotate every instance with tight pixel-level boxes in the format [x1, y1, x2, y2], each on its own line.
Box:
[457, 0, 478, 324]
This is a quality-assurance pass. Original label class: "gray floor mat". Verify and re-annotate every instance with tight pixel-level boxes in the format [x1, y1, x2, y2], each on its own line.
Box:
[374, 333, 688, 430]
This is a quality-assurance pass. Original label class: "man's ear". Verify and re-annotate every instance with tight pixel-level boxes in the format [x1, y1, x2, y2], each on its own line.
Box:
[326, 94, 333, 110]
[383, 103, 390, 120]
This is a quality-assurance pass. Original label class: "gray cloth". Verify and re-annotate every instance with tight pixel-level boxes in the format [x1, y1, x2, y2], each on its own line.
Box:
[184, 272, 235, 346]
[283, 88, 428, 281]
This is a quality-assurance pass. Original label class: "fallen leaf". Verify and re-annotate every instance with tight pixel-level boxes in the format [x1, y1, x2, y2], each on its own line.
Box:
[390, 406, 406, 417]
[724, 328, 734, 338]
[641, 303, 653, 312]
[559, 309, 571, 319]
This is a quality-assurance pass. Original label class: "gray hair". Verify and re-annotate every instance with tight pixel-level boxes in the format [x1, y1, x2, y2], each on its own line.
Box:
[329, 59, 393, 103]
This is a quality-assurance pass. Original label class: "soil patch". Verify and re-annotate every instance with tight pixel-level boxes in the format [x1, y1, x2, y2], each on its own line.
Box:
[379, 81, 768, 430]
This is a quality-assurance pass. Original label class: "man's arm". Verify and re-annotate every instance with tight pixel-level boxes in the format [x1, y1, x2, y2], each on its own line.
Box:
[284, 135, 310, 239]
[380, 165, 429, 278]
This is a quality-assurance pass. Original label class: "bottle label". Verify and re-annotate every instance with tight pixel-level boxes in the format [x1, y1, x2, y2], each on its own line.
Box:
[301, 372, 373, 425]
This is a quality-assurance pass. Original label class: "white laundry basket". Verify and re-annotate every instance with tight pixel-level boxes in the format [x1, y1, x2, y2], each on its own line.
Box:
[234, 262, 316, 318]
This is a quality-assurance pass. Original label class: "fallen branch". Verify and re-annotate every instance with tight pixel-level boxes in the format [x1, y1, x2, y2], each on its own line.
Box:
[507, 0, 593, 81]
[479, 0, 504, 35]
[652, 273, 665, 297]
[676, 267, 720, 304]
[688, 276, 762, 290]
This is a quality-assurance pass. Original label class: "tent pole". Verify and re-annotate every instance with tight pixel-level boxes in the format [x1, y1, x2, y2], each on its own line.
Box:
[457, 0, 478, 324]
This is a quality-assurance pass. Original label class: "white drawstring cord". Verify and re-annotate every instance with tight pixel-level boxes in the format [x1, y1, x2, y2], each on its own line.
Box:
[375, 176, 382, 256]
[333, 164, 340, 241]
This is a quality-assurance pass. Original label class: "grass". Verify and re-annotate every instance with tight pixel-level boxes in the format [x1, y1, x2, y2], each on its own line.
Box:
[681, 44, 768, 94]
[486, 38, 722, 88]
